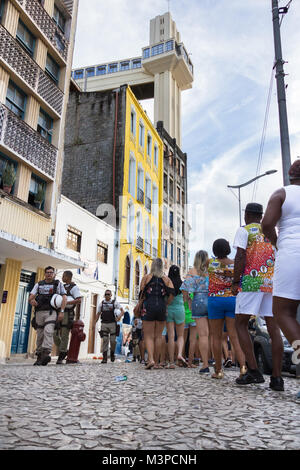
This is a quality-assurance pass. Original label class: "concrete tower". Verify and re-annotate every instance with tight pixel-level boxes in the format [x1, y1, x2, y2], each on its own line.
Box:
[72, 12, 193, 146]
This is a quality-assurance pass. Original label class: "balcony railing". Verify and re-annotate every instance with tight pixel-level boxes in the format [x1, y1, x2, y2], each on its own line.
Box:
[136, 236, 144, 251]
[137, 188, 144, 204]
[16, 0, 69, 61]
[0, 24, 64, 116]
[145, 196, 151, 212]
[0, 103, 57, 179]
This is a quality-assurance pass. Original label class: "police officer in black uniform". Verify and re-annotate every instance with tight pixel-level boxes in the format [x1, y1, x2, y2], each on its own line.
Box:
[29, 266, 67, 366]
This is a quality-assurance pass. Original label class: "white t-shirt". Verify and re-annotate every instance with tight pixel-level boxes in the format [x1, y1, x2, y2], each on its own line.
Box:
[30, 280, 66, 296]
[233, 226, 248, 250]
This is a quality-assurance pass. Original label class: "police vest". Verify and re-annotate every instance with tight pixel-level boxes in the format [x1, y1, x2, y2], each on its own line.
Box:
[64, 282, 76, 311]
[35, 280, 59, 312]
[100, 300, 116, 323]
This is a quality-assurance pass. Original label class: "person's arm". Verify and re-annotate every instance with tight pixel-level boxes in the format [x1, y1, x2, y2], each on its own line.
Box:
[261, 188, 285, 248]
[116, 304, 124, 322]
[94, 302, 102, 325]
[231, 247, 246, 296]
[28, 284, 38, 307]
[164, 277, 175, 305]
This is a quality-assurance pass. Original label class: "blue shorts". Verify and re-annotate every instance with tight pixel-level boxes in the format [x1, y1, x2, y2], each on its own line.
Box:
[184, 321, 196, 329]
[207, 297, 236, 320]
[191, 293, 208, 319]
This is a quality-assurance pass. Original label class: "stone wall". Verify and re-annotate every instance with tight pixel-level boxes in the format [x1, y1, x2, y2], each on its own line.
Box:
[62, 86, 127, 226]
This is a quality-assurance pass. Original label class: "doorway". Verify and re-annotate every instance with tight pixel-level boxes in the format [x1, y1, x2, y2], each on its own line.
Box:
[11, 270, 35, 355]
[88, 294, 98, 354]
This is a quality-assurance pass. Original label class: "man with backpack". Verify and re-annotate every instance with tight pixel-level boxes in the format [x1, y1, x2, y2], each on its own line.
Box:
[29, 266, 67, 366]
[54, 270, 82, 365]
[94, 290, 124, 363]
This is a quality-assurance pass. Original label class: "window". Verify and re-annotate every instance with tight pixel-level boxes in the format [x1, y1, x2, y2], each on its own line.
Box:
[130, 108, 136, 136]
[182, 190, 185, 207]
[120, 61, 130, 71]
[170, 210, 174, 229]
[169, 178, 174, 198]
[6, 80, 26, 119]
[108, 63, 118, 73]
[67, 226, 82, 252]
[177, 186, 181, 204]
[55, 32, 65, 54]
[152, 185, 158, 218]
[132, 59, 141, 69]
[163, 206, 168, 225]
[86, 67, 95, 77]
[0, 0, 6, 22]
[74, 69, 84, 79]
[170, 243, 174, 261]
[135, 261, 140, 290]
[139, 121, 144, 148]
[147, 133, 152, 158]
[164, 240, 168, 258]
[127, 203, 134, 243]
[165, 40, 174, 52]
[97, 241, 108, 264]
[177, 247, 181, 266]
[28, 174, 46, 210]
[37, 109, 53, 143]
[145, 177, 151, 212]
[177, 216, 181, 234]
[152, 43, 164, 56]
[125, 256, 130, 289]
[154, 144, 158, 167]
[128, 154, 136, 198]
[143, 48, 150, 59]
[96, 65, 106, 75]
[163, 173, 168, 192]
[182, 221, 185, 237]
[45, 54, 60, 84]
[53, 4, 66, 33]
[137, 168, 144, 203]
[16, 20, 35, 57]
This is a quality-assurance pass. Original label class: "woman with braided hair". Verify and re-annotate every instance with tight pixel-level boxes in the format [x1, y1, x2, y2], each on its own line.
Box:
[262, 159, 300, 397]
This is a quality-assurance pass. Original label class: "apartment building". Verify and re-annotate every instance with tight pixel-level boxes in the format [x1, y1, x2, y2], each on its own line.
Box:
[0, 0, 80, 359]
[62, 85, 163, 312]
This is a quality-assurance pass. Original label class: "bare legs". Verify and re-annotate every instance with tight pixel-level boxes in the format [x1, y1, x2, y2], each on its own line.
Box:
[273, 297, 300, 347]
[143, 320, 166, 368]
[209, 319, 224, 373]
[166, 321, 185, 365]
[195, 317, 209, 369]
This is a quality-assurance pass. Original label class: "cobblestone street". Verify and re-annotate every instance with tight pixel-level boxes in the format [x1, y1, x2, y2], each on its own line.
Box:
[0, 358, 300, 451]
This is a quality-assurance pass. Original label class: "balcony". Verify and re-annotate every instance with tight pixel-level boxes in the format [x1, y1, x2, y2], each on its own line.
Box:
[0, 103, 57, 179]
[0, 24, 64, 116]
[16, 0, 69, 62]
[136, 236, 144, 251]
[137, 187, 144, 204]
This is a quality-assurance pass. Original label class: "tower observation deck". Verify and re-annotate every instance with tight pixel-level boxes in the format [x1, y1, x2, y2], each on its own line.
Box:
[72, 12, 193, 146]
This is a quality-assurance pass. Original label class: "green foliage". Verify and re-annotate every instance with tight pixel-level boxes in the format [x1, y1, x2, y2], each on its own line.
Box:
[2, 162, 16, 186]
[34, 183, 46, 202]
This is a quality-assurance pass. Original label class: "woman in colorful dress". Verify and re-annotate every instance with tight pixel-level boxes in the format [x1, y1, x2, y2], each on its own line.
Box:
[181, 251, 210, 371]
[208, 239, 246, 379]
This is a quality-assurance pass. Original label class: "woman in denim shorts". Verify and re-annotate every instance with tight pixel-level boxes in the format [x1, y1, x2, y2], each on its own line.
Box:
[181, 251, 210, 371]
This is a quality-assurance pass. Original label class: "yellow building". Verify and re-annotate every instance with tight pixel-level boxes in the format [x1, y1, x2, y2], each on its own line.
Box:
[118, 86, 163, 303]
[0, 0, 81, 359]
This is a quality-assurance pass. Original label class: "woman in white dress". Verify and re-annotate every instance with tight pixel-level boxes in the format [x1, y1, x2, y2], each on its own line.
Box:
[262, 159, 300, 397]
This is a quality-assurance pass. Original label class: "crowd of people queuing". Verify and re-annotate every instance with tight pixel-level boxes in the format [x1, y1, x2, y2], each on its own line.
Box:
[133, 159, 300, 397]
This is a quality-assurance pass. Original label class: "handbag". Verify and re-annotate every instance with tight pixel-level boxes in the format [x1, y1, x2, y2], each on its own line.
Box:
[133, 287, 145, 318]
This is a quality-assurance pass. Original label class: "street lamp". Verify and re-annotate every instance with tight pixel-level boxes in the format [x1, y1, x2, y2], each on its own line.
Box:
[227, 169, 277, 226]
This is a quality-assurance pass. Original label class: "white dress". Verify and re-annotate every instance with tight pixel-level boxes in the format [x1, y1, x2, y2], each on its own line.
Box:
[273, 185, 300, 300]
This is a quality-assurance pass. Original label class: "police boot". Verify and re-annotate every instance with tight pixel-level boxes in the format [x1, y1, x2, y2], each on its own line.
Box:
[33, 353, 42, 366]
[56, 351, 68, 365]
[101, 352, 107, 364]
[41, 349, 51, 366]
[110, 351, 115, 362]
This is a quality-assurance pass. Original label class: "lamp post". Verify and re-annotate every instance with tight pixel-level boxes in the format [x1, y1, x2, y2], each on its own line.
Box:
[228, 169, 277, 226]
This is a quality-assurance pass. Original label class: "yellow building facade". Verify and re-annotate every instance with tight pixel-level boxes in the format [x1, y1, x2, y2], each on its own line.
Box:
[118, 86, 163, 303]
[0, 0, 81, 359]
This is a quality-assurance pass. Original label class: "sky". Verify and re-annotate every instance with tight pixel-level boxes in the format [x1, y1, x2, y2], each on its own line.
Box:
[72, 0, 300, 263]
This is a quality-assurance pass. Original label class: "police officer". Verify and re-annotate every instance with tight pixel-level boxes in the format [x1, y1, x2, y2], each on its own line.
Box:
[29, 266, 67, 366]
[94, 290, 124, 364]
[54, 270, 82, 365]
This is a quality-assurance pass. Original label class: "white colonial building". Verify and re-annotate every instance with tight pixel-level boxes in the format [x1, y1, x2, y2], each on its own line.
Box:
[55, 195, 118, 359]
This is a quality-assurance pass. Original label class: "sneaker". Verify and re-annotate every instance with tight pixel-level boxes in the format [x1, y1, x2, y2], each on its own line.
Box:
[269, 376, 284, 392]
[236, 369, 265, 385]
[223, 358, 232, 368]
[199, 367, 210, 374]
[208, 359, 215, 366]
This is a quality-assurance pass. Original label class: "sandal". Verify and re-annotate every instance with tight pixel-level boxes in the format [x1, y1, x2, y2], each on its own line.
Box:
[145, 361, 155, 370]
[177, 357, 188, 368]
[187, 363, 197, 368]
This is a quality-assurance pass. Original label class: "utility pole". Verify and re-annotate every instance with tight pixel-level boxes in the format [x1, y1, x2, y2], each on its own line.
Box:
[271, 0, 291, 186]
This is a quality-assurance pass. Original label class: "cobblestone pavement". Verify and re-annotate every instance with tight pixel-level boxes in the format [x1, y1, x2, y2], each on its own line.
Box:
[0, 358, 300, 451]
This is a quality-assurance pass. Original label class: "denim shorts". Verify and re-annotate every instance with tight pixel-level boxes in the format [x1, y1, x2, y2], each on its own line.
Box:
[191, 293, 208, 318]
[207, 296, 236, 320]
